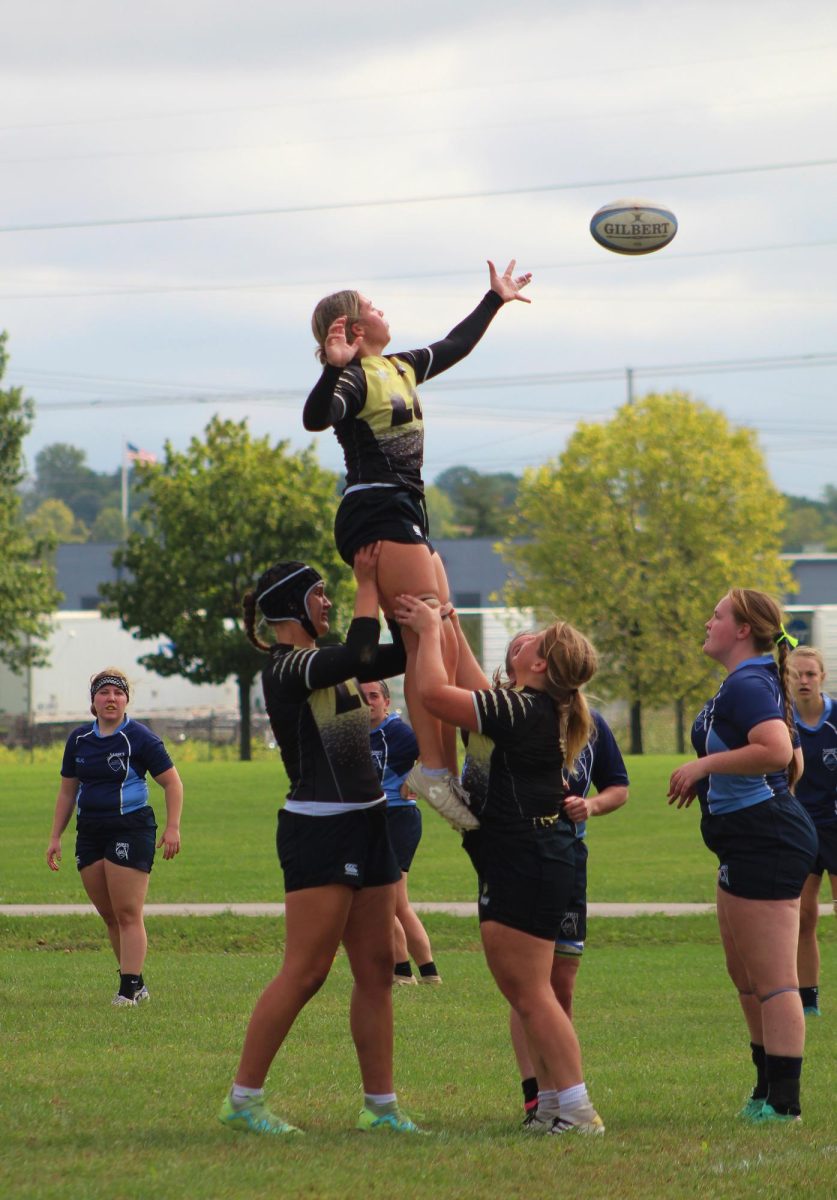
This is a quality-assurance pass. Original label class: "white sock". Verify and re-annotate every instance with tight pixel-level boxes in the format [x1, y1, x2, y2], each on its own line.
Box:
[231, 1084, 264, 1105]
[423, 767, 447, 777]
[558, 1083, 589, 1111]
[537, 1088, 561, 1114]
[365, 1092, 397, 1110]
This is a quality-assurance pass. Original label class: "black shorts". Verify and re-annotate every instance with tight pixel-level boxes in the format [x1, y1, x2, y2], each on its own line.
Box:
[701, 793, 818, 900]
[334, 487, 434, 566]
[75, 807, 157, 874]
[555, 837, 588, 956]
[462, 823, 576, 941]
[277, 803, 401, 893]
[810, 822, 837, 876]
[386, 804, 422, 872]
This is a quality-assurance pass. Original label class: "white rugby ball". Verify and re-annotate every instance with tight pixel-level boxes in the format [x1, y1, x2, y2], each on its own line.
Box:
[590, 198, 677, 255]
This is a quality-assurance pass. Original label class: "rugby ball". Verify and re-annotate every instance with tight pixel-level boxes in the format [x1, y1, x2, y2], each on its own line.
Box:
[590, 198, 677, 255]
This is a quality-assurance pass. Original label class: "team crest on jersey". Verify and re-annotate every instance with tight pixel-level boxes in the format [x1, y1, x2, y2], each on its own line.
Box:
[115, 842, 130, 861]
[718, 864, 729, 886]
[107, 753, 126, 773]
[344, 862, 359, 877]
[822, 748, 837, 771]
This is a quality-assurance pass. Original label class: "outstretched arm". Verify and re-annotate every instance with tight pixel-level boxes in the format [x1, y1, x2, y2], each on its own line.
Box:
[423, 259, 532, 381]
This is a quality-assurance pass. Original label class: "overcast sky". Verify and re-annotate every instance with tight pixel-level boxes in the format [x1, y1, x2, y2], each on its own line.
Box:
[3, 0, 837, 499]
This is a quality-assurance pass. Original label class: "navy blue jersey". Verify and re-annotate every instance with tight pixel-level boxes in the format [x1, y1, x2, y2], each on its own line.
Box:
[369, 713, 419, 807]
[60, 718, 173, 818]
[467, 686, 568, 830]
[264, 617, 406, 810]
[303, 292, 503, 496]
[793, 694, 837, 827]
[691, 655, 795, 815]
[566, 711, 629, 838]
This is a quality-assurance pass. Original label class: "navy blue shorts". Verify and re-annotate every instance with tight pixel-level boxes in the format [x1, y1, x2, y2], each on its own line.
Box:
[462, 823, 576, 941]
[810, 821, 837, 876]
[701, 794, 817, 900]
[334, 487, 433, 566]
[75, 806, 157, 874]
[555, 837, 588, 956]
[386, 804, 422, 873]
[277, 803, 401, 892]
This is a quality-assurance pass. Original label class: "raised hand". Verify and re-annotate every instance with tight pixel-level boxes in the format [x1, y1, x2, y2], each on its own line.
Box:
[488, 258, 533, 304]
[324, 315, 361, 367]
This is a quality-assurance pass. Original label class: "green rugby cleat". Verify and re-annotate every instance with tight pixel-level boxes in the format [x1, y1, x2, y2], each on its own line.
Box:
[737, 1096, 765, 1120]
[743, 1102, 801, 1125]
[218, 1093, 302, 1135]
[357, 1105, 425, 1133]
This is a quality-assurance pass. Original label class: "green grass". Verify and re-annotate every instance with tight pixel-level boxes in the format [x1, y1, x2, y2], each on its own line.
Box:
[3, 755, 711, 904]
[1, 914, 835, 1199]
[2, 753, 836, 1198]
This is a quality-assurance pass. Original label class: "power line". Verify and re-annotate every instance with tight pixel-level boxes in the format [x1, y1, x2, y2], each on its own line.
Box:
[2, 158, 836, 236]
[26, 350, 837, 413]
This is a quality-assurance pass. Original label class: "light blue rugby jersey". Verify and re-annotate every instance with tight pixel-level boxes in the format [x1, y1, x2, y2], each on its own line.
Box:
[61, 717, 173, 817]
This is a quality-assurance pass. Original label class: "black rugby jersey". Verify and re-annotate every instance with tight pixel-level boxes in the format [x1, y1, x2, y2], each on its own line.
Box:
[264, 618, 406, 808]
[466, 686, 569, 830]
[303, 292, 504, 496]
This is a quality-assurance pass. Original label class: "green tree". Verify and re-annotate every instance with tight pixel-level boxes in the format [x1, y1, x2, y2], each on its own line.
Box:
[90, 506, 126, 542]
[0, 334, 62, 672]
[27, 442, 121, 526]
[27, 498, 89, 543]
[424, 484, 458, 538]
[100, 418, 347, 760]
[434, 465, 520, 537]
[503, 393, 794, 753]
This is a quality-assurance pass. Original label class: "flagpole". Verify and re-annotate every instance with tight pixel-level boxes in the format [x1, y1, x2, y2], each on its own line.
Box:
[121, 439, 129, 531]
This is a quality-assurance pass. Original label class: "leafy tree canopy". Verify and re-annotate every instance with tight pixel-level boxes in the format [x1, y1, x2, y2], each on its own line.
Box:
[434, 465, 520, 537]
[0, 333, 62, 672]
[503, 393, 794, 747]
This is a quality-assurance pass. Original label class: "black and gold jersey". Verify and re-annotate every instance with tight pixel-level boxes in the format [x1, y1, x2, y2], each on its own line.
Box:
[303, 291, 504, 495]
[263, 618, 406, 808]
[465, 686, 568, 830]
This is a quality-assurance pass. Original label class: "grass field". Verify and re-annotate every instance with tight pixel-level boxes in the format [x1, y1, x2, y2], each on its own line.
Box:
[2, 756, 836, 1198]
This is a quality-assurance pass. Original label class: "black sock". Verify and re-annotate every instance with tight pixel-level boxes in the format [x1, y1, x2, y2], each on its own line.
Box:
[418, 961, 439, 978]
[119, 973, 141, 1000]
[393, 961, 413, 978]
[750, 1042, 768, 1100]
[521, 1076, 539, 1111]
[799, 985, 819, 1009]
[765, 1054, 802, 1115]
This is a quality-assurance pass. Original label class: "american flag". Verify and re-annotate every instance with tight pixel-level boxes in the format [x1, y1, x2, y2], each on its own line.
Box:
[125, 442, 157, 464]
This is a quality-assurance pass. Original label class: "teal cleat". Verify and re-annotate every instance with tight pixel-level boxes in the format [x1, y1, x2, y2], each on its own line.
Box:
[218, 1093, 302, 1135]
[357, 1105, 425, 1133]
[737, 1096, 765, 1119]
[743, 1102, 801, 1125]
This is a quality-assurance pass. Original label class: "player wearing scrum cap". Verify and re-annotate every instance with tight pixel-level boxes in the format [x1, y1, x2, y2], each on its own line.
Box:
[219, 543, 424, 1137]
[46, 667, 183, 1006]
